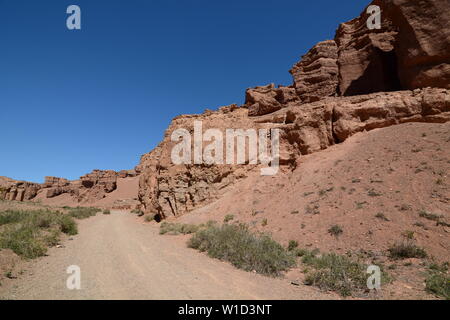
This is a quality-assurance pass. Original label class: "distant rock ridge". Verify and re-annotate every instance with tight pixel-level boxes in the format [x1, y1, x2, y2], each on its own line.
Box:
[0, 169, 138, 204]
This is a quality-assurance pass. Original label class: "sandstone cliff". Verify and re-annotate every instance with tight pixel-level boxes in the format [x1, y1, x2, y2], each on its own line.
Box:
[136, 0, 450, 220]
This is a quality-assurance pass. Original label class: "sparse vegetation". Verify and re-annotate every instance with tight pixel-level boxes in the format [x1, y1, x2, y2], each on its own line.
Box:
[188, 223, 295, 277]
[388, 240, 427, 259]
[159, 222, 200, 235]
[419, 210, 449, 226]
[399, 204, 412, 211]
[131, 209, 144, 216]
[59, 214, 78, 236]
[68, 207, 101, 220]
[223, 214, 234, 223]
[355, 201, 367, 210]
[425, 272, 450, 300]
[144, 214, 155, 222]
[328, 225, 343, 237]
[414, 222, 427, 230]
[103, 209, 111, 215]
[367, 189, 382, 197]
[375, 212, 390, 222]
[0, 209, 78, 259]
[288, 240, 299, 251]
[302, 252, 374, 297]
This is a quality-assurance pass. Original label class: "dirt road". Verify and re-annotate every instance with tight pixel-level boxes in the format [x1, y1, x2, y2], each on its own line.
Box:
[0, 211, 332, 300]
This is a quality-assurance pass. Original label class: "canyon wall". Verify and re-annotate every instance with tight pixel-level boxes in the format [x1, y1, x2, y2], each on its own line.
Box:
[136, 0, 450, 220]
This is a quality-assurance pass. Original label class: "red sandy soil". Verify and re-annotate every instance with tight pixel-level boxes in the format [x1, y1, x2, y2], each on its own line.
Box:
[172, 122, 449, 299]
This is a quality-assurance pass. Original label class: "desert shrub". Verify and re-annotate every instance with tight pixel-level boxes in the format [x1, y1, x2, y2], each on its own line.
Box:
[223, 214, 234, 223]
[419, 210, 442, 222]
[58, 215, 78, 235]
[375, 213, 390, 221]
[68, 207, 101, 219]
[0, 209, 78, 258]
[103, 209, 111, 215]
[288, 240, 299, 251]
[0, 210, 30, 226]
[44, 229, 61, 247]
[0, 224, 47, 259]
[388, 241, 427, 259]
[159, 222, 199, 235]
[293, 248, 319, 259]
[426, 272, 450, 300]
[302, 253, 368, 297]
[144, 214, 155, 222]
[328, 225, 343, 237]
[187, 223, 295, 277]
[131, 209, 144, 216]
[429, 262, 449, 273]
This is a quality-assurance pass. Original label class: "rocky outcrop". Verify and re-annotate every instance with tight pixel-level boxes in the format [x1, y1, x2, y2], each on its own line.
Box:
[245, 84, 299, 116]
[0, 177, 41, 202]
[136, 0, 450, 220]
[290, 40, 339, 102]
[333, 88, 450, 141]
[336, 0, 450, 96]
[137, 106, 261, 219]
[0, 169, 139, 204]
[137, 88, 450, 219]
[43, 176, 70, 188]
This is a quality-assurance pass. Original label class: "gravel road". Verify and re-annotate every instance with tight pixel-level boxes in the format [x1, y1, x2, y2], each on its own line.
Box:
[0, 211, 332, 300]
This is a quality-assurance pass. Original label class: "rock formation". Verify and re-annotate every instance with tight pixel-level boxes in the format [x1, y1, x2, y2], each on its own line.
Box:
[136, 0, 450, 220]
[0, 177, 41, 202]
[0, 169, 138, 205]
[336, 0, 450, 96]
[289, 40, 339, 102]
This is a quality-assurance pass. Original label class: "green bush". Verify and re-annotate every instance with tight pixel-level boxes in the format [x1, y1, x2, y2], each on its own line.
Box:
[0, 209, 78, 258]
[68, 207, 101, 219]
[288, 240, 299, 251]
[419, 210, 442, 222]
[328, 225, 343, 237]
[103, 209, 111, 215]
[159, 222, 199, 235]
[426, 272, 450, 300]
[388, 241, 427, 259]
[0, 210, 30, 226]
[223, 214, 235, 223]
[187, 223, 295, 277]
[302, 253, 369, 297]
[0, 224, 47, 259]
[58, 215, 78, 235]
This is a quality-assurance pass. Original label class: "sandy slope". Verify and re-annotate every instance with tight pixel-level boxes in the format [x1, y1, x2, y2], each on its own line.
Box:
[0, 211, 335, 300]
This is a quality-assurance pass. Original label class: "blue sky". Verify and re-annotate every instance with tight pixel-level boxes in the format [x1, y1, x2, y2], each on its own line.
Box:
[0, 0, 367, 183]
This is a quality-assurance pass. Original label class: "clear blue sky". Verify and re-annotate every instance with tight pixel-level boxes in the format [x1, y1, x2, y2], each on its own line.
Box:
[0, 0, 367, 183]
